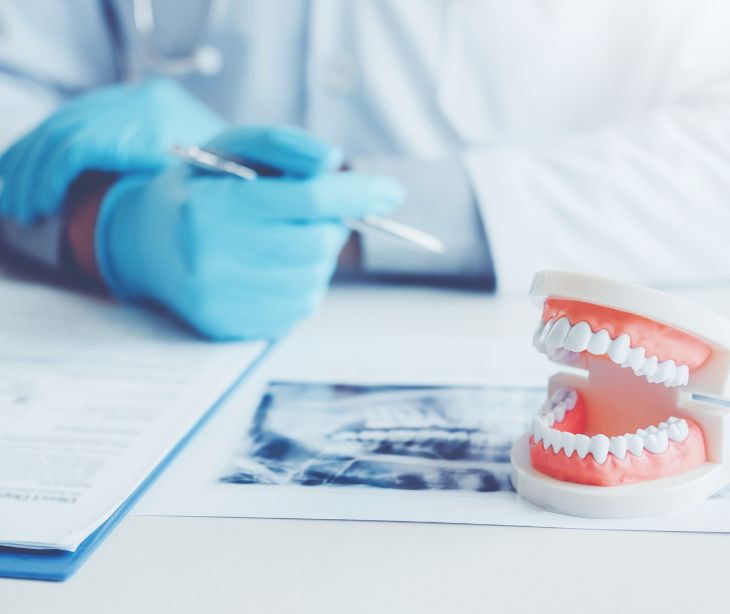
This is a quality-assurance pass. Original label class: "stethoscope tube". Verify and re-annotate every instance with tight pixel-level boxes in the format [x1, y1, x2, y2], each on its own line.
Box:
[101, 0, 224, 79]
[131, 0, 223, 76]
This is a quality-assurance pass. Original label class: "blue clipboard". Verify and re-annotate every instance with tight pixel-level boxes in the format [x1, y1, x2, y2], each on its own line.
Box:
[0, 345, 271, 582]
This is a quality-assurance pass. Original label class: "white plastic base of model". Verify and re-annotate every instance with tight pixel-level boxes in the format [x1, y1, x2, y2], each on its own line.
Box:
[511, 434, 730, 518]
[514, 270, 730, 518]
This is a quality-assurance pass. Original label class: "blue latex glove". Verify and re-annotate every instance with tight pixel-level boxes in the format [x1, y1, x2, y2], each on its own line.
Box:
[0, 79, 224, 224]
[96, 126, 405, 340]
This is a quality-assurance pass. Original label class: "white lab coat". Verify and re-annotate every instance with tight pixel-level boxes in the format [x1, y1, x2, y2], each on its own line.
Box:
[2, 0, 730, 293]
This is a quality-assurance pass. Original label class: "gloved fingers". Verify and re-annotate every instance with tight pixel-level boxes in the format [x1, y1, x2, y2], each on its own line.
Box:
[205, 125, 343, 178]
[1, 79, 224, 223]
[179, 268, 331, 340]
[188, 299, 312, 340]
[199, 259, 337, 300]
[36, 82, 223, 215]
[66, 79, 221, 143]
[187, 214, 350, 267]
[0, 100, 135, 221]
[59, 80, 145, 115]
[189, 171, 405, 222]
[0, 124, 54, 221]
[98, 167, 339, 341]
[0, 139, 27, 220]
[39, 126, 167, 215]
[0, 109, 95, 220]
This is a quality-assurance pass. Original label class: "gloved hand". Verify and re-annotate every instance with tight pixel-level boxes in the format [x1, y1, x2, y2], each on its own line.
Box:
[96, 125, 405, 340]
[0, 79, 224, 224]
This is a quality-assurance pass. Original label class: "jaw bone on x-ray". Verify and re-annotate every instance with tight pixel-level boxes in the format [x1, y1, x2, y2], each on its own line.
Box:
[217, 383, 545, 493]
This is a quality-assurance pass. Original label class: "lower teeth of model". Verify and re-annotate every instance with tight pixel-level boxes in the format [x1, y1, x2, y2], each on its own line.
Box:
[532, 388, 689, 464]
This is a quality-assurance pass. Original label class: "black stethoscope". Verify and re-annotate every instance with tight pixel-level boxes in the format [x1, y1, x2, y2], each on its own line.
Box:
[102, 0, 224, 78]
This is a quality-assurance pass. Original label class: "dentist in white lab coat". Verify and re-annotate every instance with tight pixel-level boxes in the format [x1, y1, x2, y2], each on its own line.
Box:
[2, 0, 730, 304]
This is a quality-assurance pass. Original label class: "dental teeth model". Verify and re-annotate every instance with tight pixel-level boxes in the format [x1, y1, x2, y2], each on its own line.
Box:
[510, 270, 730, 518]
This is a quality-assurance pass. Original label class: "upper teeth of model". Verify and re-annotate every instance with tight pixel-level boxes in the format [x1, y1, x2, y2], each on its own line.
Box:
[533, 317, 690, 387]
[532, 387, 690, 464]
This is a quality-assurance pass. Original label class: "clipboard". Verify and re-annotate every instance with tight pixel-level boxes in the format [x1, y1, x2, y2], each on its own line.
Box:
[0, 346, 271, 581]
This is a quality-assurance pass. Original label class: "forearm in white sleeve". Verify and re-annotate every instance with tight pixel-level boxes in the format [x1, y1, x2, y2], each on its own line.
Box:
[464, 80, 730, 295]
[352, 156, 494, 283]
[0, 0, 117, 270]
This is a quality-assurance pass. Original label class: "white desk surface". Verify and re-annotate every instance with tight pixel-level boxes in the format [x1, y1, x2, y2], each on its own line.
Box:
[3, 281, 730, 613]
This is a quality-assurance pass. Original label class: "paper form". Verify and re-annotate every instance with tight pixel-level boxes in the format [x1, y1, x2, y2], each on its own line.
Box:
[0, 274, 265, 551]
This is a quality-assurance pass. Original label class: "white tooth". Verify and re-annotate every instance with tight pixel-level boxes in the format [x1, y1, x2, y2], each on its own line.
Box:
[654, 360, 676, 386]
[643, 429, 669, 454]
[561, 431, 576, 457]
[564, 321, 592, 352]
[574, 434, 591, 459]
[607, 334, 631, 365]
[667, 365, 689, 386]
[667, 416, 680, 424]
[589, 434, 610, 464]
[643, 433, 660, 452]
[565, 389, 577, 410]
[542, 412, 556, 427]
[622, 346, 646, 372]
[646, 425, 659, 434]
[637, 355, 658, 379]
[532, 416, 544, 443]
[587, 329, 611, 355]
[550, 387, 571, 405]
[541, 428, 557, 451]
[542, 427, 551, 450]
[546, 346, 580, 365]
[546, 317, 571, 348]
[547, 428, 562, 453]
[538, 320, 555, 347]
[626, 434, 644, 456]
[667, 418, 689, 441]
[553, 401, 567, 422]
[672, 365, 689, 387]
[666, 422, 683, 442]
[532, 319, 547, 348]
[658, 421, 668, 430]
[609, 436, 628, 460]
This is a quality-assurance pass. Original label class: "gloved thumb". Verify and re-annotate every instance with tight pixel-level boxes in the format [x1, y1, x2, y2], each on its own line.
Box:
[204, 125, 343, 178]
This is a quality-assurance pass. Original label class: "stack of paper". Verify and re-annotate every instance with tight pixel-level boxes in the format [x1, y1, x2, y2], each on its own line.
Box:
[0, 274, 265, 556]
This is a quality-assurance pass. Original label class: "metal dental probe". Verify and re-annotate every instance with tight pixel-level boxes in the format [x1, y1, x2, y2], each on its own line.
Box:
[170, 143, 447, 254]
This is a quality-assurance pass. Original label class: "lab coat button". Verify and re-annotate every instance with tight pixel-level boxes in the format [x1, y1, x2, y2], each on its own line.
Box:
[324, 54, 356, 94]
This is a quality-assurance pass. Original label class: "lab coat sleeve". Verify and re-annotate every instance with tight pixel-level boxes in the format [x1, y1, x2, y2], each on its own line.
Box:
[0, 0, 117, 268]
[464, 80, 730, 295]
[353, 156, 494, 283]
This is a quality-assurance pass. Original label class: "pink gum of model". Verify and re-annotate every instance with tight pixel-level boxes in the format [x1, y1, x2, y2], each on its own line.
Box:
[530, 391, 706, 486]
[530, 299, 709, 486]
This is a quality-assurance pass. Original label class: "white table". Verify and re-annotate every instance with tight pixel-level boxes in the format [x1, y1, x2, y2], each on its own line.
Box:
[3, 281, 730, 613]
[3, 515, 729, 613]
